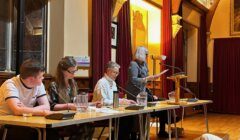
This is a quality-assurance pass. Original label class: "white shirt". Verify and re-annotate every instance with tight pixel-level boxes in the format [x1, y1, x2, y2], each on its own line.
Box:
[92, 74, 117, 105]
[0, 76, 46, 115]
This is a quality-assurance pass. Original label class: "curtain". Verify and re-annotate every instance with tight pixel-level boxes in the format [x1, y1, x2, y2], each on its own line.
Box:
[161, 0, 173, 98]
[92, 0, 112, 87]
[173, 28, 184, 97]
[174, 29, 183, 71]
[199, 13, 209, 99]
[213, 38, 240, 114]
[116, 0, 132, 88]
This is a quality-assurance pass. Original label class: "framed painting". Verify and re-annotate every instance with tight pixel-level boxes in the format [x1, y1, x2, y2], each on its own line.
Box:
[130, 5, 148, 55]
[111, 22, 118, 48]
[230, 0, 240, 35]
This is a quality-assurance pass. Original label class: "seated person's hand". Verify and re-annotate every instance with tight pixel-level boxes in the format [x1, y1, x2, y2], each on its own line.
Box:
[68, 103, 77, 110]
[43, 110, 54, 116]
[120, 99, 136, 105]
[127, 99, 137, 104]
[17, 102, 25, 107]
[94, 101, 103, 108]
[89, 101, 103, 108]
[153, 95, 158, 100]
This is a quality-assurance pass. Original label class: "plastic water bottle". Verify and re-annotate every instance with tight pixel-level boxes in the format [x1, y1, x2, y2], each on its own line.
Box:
[136, 91, 147, 106]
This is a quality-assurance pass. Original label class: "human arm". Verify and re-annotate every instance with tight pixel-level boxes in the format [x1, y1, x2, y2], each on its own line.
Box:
[145, 69, 169, 82]
[94, 88, 113, 106]
[48, 82, 76, 111]
[119, 98, 136, 105]
[129, 61, 146, 85]
[6, 98, 52, 116]
[3, 81, 52, 116]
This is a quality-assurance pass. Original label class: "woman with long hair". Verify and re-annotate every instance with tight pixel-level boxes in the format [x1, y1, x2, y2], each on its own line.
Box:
[48, 56, 94, 140]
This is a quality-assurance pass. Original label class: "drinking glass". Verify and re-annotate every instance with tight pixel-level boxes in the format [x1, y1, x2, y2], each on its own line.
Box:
[136, 91, 147, 106]
[168, 91, 175, 102]
[73, 93, 88, 112]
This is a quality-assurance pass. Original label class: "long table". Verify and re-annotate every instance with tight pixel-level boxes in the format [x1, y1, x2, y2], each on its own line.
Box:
[0, 104, 180, 140]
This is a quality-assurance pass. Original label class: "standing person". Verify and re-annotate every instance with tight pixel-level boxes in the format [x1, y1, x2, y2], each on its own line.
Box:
[125, 46, 169, 137]
[92, 61, 136, 140]
[48, 56, 95, 140]
[0, 59, 57, 140]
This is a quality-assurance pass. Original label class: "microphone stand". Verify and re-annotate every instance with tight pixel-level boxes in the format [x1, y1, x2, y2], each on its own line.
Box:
[159, 62, 185, 75]
[116, 85, 146, 110]
[116, 85, 137, 99]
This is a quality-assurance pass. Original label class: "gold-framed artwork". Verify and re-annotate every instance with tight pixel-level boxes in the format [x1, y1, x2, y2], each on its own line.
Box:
[130, 5, 148, 55]
[230, 0, 240, 35]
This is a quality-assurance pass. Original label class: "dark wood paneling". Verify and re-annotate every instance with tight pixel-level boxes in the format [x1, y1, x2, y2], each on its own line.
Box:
[0, 72, 15, 85]
[147, 81, 162, 97]
[0, 73, 92, 92]
[75, 77, 92, 93]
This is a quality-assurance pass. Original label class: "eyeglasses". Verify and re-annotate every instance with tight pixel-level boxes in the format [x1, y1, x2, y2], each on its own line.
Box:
[67, 69, 78, 74]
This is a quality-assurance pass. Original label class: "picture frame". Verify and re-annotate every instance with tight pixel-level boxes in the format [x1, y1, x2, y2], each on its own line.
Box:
[111, 22, 118, 48]
[230, 0, 240, 35]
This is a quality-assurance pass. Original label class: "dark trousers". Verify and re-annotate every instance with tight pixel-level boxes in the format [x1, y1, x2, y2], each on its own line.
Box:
[118, 116, 135, 140]
[3, 125, 59, 140]
[151, 110, 168, 132]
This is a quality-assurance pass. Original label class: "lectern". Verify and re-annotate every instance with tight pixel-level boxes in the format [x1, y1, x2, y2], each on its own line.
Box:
[167, 74, 187, 104]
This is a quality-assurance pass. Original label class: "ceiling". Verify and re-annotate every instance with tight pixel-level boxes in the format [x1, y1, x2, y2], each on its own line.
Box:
[144, 0, 182, 14]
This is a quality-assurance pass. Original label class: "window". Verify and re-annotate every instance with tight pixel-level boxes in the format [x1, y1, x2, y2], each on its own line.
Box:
[0, 0, 47, 72]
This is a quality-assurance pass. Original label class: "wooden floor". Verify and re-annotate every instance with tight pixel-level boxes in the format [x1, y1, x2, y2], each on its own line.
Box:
[150, 113, 240, 140]
[94, 113, 240, 140]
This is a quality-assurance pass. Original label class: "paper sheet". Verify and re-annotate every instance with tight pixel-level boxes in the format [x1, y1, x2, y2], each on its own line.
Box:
[154, 69, 169, 78]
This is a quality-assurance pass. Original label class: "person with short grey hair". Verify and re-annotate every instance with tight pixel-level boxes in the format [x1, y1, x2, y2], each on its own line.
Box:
[134, 46, 149, 62]
[105, 61, 120, 70]
[92, 61, 135, 105]
[126, 46, 160, 101]
[92, 61, 136, 139]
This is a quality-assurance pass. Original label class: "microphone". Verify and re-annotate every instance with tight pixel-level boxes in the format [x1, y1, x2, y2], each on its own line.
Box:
[151, 55, 167, 60]
[45, 93, 76, 120]
[159, 62, 185, 75]
[180, 85, 198, 102]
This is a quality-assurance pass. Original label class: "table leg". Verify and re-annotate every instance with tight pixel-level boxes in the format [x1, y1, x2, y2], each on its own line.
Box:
[43, 128, 46, 140]
[145, 113, 150, 140]
[33, 128, 42, 140]
[173, 109, 178, 140]
[114, 118, 119, 140]
[138, 114, 144, 140]
[2, 126, 7, 140]
[155, 116, 159, 136]
[167, 110, 172, 140]
[109, 119, 112, 140]
[203, 104, 209, 133]
[181, 107, 185, 129]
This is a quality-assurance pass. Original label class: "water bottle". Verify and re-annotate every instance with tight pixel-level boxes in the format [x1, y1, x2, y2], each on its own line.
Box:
[136, 91, 147, 107]
[113, 91, 119, 108]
